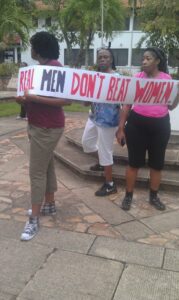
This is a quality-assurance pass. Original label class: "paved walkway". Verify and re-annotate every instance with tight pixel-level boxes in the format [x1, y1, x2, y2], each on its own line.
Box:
[0, 113, 179, 299]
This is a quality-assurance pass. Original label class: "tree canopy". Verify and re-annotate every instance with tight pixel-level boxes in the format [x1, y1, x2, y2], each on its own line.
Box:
[42, 0, 126, 66]
[0, 0, 34, 48]
[138, 0, 179, 56]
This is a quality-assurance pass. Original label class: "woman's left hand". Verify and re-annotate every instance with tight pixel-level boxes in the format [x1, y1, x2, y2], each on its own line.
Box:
[24, 90, 35, 101]
[15, 95, 26, 104]
[16, 89, 38, 105]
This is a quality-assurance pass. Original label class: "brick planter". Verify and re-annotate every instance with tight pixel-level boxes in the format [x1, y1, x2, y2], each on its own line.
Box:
[0, 76, 11, 91]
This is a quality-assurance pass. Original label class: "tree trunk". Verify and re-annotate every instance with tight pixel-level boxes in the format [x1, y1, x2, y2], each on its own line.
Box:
[62, 32, 73, 66]
[75, 40, 85, 67]
[85, 49, 89, 68]
[84, 31, 94, 68]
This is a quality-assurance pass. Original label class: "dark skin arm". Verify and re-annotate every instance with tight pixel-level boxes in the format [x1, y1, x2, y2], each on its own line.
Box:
[115, 82, 179, 145]
[168, 83, 179, 111]
[116, 105, 131, 145]
[16, 90, 72, 107]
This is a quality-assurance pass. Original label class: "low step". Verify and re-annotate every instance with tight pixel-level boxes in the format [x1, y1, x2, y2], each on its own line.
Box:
[65, 128, 179, 169]
[169, 130, 179, 146]
[54, 135, 179, 191]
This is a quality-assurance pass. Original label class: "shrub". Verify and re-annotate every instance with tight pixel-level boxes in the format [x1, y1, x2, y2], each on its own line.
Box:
[0, 63, 18, 77]
[171, 72, 179, 80]
[117, 68, 132, 77]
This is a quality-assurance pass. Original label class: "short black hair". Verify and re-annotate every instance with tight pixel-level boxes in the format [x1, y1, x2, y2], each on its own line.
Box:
[97, 47, 116, 70]
[144, 47, 168, 73]
[30, 31, 59, 60]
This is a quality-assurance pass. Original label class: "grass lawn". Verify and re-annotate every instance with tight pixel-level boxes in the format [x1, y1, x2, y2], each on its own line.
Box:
[0, 101, 88, 117]
[0, 101, 20, 117]
[64, 102, 89, 113]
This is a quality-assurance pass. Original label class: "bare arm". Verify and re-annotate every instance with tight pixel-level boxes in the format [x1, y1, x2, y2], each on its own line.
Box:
[16, 92, 72, 107]
[116, 105, 131, 145]
[168, 96, 179, 111]
[168, 82, 179, 111]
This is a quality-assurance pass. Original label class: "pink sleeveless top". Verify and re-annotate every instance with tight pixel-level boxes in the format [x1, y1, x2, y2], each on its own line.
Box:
[133, 71, 171, 118]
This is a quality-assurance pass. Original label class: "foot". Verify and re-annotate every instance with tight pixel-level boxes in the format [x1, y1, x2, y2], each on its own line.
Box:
[28, 203, 56, 216]
[40, 202, 57, 215]
[90, 164, 104, 171]
[21, 217, 39, 241]
[121, 195, 132, 211]
[95, 182, 117, 196]
[149, 196, 166, 211]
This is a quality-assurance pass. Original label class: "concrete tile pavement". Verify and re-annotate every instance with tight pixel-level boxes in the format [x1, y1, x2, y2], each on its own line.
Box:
[0, 113, 179, 299]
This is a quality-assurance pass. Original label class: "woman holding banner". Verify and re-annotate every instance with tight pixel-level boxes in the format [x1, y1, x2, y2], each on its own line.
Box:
[116, 47, 179, 211]
[16, 31, 71, 241]
[82, 48, 120, 196]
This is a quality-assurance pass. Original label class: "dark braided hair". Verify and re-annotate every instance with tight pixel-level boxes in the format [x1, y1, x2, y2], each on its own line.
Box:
[144, 47, 168, 73]
[30, 31, 59, 60]
[97, 47, 116, 70]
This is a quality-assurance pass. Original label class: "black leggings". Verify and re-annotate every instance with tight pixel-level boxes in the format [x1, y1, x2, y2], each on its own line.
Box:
[125, 110, 171, 170]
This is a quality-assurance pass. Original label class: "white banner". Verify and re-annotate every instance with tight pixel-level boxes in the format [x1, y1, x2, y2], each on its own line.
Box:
[17, 65, 178, 105]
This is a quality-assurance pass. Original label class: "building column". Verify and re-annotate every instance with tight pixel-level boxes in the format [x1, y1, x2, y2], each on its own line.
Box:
[14, 47, 18, 63]
[128, 5, 135, 70]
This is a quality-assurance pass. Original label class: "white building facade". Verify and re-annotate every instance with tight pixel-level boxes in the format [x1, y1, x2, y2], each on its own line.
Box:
[20, 17, 147, 72]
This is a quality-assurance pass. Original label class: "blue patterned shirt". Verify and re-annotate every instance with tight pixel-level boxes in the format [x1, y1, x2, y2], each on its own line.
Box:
[89, 102, 120, 127]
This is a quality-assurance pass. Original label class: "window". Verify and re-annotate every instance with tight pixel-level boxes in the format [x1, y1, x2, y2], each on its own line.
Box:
[112, 17, 130, 31]
[168, 50, 179, 68]
[0, 51, 3, 63]
[32, 17, 38, 27]
[45, 17, 51, 27]
[123, 17, 130, 31]
[17, 47, 21, 63]
[132, 49, 145, 66]
[4, 49, 15, 63]
[64, 49, 94, 66]
[112, 49, 128, 66]
[133, 15, 142, 31]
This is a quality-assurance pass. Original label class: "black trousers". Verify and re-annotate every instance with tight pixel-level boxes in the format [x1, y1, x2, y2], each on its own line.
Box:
[20, 104, 26, 118]
[125, 110, 171, 170]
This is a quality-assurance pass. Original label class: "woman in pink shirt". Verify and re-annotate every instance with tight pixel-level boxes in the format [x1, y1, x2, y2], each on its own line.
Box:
[116, 47, 179, 211]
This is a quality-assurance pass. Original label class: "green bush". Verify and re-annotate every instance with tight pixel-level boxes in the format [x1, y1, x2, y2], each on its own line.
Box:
[171, 72, 179, 80]
[118, 69, 132, 77]
[0, 63, 18, 77]
[64, 102, 88, 112]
